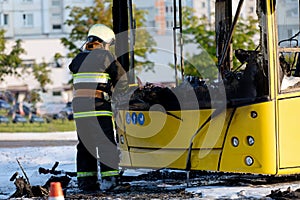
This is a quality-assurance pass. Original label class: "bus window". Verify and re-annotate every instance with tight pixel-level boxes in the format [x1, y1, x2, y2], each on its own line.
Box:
[277, 0, 300, 92]
[224, 1, 269, 104]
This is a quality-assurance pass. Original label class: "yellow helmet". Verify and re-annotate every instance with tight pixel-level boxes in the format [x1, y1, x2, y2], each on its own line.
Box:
[87, 24, 115, 45]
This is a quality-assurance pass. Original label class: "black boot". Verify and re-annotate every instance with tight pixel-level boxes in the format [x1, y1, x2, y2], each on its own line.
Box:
[77, 176, 99, 192]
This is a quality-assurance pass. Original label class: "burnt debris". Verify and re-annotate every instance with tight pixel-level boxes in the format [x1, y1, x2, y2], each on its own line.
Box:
[9, 161, 72, 199]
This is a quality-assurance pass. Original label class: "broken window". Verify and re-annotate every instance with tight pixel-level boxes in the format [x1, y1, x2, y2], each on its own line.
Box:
[121, 0, 271, 112]
[277, 0, 300, 92]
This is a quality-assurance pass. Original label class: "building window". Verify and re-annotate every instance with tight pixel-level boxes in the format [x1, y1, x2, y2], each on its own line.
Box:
[52, 24, 61, 30]
[23, 0, 33, 2]
[53, 91, 61, 96]
[202, 2, 205, 8]
[52, 0, 60, 6]
[1, 14, 8, 25]
[23, 13, 33, 26]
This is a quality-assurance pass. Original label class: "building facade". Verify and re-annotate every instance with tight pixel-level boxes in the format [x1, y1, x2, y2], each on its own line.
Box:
[0, 0, 94, 103]
[277, 0, 300, 40]
[135, 0, 257, 35]
[0, 0, 94, 39]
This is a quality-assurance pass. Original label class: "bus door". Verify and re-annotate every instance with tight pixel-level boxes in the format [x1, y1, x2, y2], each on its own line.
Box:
[276, 0, 300, 169]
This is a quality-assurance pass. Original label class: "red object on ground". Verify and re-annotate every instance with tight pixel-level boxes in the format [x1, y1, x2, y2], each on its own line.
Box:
[48, 182, 64, 200]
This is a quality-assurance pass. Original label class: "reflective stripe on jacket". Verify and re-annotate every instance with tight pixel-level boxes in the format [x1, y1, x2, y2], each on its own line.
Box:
[73, 110, 113, 119]
[73, 72, 110, 84]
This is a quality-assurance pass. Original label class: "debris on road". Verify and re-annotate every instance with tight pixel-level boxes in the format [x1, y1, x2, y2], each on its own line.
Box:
[38, 161, 77, 177]
[267, 186, 300, 200]
[5, 146, 300, 199]
[9, 161, 72, 199]
[9, 172, 48, 198]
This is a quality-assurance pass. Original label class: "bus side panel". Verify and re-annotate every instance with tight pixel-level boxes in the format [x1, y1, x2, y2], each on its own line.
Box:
[117, 110, 132, 167]
[219, 102, 277, 175]
[124, 110, 213, 149]
[278, 97, 300, 170]
[119, 109, 231, 170]
[121, 148, 222, 170]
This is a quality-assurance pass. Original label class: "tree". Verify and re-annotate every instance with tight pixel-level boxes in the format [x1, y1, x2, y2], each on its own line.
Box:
[181, 7, 217, 81]
[0, 28, 53, 106]
[233, 16, 259, 54]
[0, 29, 52, 90]
[31, 62, 52, 92]
[61, 0, 156, 72]
[24, 62, 52, 106]
[54, 53, 63, 68]
[26, 90, 42, 106]
[0, 30, 26, 80]
[181, 7, 259, 81]
[61, 0, 112, 59]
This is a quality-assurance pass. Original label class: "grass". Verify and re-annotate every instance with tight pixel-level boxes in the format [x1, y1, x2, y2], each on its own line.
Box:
[0, 109, 76, 132]
[0, 118, 76, 133]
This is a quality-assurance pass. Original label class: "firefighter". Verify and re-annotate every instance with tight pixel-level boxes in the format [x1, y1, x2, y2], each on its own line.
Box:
[69, 24, 127, 191]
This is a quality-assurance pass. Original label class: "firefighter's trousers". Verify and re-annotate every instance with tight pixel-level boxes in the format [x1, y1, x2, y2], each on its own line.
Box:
[73, 97, 119, 188]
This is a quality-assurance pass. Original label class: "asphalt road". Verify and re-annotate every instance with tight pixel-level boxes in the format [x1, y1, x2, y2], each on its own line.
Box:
[0, 131, 77, 147]
[0, 140, 77, 147]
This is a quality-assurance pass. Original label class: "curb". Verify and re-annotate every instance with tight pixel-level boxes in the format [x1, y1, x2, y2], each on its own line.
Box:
[0, 131, 77, 141]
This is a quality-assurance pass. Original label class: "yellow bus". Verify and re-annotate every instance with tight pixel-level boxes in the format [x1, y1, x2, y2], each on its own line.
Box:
[115, 0, 300, 175]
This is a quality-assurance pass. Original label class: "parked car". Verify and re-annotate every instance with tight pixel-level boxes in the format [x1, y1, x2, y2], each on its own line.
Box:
[29, 114, 45, 124]
[38, 102, 66, 120]
[0, 115, 9, 124]
[0, 99, 11, 110]
[59, 105, 73, 120]
[12, 114, 27, 124]
[47, 102, 73, 121]
[52, 112, 66, 120]
[8, 102, 35, 116]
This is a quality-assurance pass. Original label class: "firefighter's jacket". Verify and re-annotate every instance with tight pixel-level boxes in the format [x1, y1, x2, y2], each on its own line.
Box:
[69, 48, 127, 100]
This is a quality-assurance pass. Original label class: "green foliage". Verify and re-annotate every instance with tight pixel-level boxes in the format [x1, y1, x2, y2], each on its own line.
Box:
[61, 0, 156, 71]
[26, 90, 42, 105]
[181, 7, 259, 80]
[232, 16, 259, 67]
[0, 29, 52, 98]
[61, 0, 113, 58]
[0, 30, 26, 80]
[31, 62, 52, 91]
[184, 52, 218, 80]
[181, 7, 217, 80]
[182, 7, 216, 61]
[233, 17, 259, 50]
